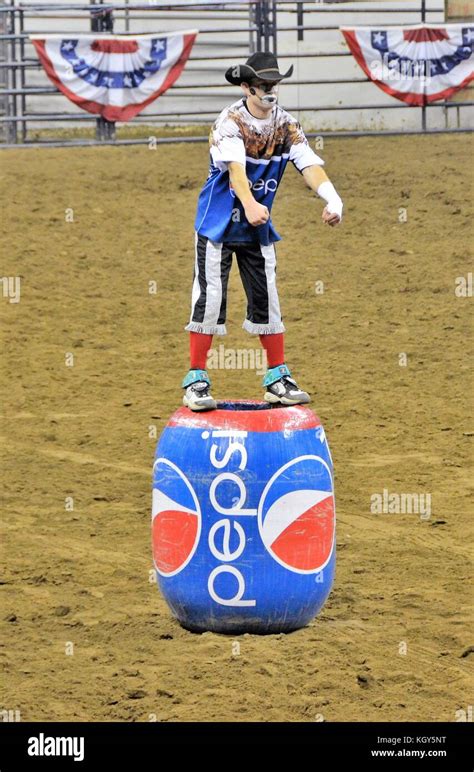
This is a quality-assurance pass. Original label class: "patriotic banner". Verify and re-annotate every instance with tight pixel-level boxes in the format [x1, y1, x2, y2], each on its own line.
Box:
[341, 24, 474, 105]
[30, 31, 198, 122]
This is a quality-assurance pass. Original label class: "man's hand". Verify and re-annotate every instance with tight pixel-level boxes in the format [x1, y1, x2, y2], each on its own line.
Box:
[228, 161, 269, 227]
[302, 165, 343, 227]
[322, 206, 341, 227]
[244, 200, 270, 226]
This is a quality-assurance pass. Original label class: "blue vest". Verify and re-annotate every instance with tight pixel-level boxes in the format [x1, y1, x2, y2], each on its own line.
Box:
[195, 97, 304, 245]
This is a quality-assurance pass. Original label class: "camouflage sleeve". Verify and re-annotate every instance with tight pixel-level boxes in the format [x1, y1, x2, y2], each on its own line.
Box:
[287, 121, 325, 172]
[210, 114, 246, 171]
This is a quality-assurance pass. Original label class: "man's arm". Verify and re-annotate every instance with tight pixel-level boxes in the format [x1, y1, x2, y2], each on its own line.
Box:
[228, 161, 269, 227]
[301, 164, 343, 227]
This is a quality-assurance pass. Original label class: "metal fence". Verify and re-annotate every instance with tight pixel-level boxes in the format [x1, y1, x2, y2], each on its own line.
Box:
[0, 0, 472, 147]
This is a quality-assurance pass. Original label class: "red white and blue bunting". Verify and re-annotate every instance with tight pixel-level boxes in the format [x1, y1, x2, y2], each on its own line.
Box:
[341, 25, 474, 105]
[30, 31, 198, 121]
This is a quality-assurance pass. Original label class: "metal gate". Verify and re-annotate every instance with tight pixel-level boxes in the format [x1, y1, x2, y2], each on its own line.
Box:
[0, 0, 472, 148]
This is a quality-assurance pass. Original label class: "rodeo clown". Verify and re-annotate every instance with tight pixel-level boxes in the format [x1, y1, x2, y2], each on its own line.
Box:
[182, 52, 343, 411]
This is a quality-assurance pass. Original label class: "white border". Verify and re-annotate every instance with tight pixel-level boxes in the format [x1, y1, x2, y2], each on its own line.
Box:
[152, 457, 202, 578]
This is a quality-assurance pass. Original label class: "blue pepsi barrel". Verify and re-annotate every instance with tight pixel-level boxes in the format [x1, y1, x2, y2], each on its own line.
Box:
[151, 401, 335, 634]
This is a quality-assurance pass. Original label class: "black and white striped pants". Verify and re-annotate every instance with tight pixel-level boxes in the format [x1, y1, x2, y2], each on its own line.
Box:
[185, 232, 285, 336]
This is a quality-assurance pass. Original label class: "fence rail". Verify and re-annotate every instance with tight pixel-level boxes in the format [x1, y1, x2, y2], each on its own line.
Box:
[0, 0, 472, 147]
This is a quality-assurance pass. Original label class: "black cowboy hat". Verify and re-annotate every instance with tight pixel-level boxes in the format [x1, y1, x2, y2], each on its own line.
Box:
[225, 51, 293, 86]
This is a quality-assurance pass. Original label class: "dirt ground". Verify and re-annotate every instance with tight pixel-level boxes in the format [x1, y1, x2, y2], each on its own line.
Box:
[0, 133, 472, 723]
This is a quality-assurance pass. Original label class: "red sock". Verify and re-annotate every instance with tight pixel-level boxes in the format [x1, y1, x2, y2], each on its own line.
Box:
[189, 332, 213, 370]
[259, 333, 285, 368]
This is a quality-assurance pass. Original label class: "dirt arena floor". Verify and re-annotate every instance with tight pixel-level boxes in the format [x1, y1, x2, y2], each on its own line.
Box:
[1, 133, 473, 723]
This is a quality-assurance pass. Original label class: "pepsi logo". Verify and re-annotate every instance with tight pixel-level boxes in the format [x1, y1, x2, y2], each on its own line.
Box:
[152, 458, 201, 577]
[258, 455, 335, 574]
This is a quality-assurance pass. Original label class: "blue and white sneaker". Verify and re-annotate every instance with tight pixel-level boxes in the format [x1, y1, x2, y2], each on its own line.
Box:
[182, 369, 217, 411]
[263, 364, 310, 406]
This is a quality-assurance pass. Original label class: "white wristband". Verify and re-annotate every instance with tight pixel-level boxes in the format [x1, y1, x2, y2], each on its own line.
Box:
[317, 180, 343, 219]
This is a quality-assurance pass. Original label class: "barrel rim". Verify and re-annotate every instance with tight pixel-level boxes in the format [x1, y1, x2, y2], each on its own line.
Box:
[167, 401, 322, 432]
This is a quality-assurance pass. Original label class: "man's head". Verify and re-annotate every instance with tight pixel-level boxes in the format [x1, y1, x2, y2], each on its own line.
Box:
[225, 52, 293, 115]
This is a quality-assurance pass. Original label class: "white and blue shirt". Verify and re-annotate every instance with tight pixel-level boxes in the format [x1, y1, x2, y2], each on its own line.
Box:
[194, 98, 324, 245]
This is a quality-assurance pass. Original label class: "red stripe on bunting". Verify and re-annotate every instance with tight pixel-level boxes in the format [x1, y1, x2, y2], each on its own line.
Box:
[403, 28, 448, 43]
[91, 39, 139, 53]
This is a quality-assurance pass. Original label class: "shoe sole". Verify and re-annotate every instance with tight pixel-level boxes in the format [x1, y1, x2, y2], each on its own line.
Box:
[183, 396, 217, 412]
[264, 392, 311, 406]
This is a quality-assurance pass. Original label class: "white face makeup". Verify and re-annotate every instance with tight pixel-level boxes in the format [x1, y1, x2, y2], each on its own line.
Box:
[251, 81, 279, 105]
